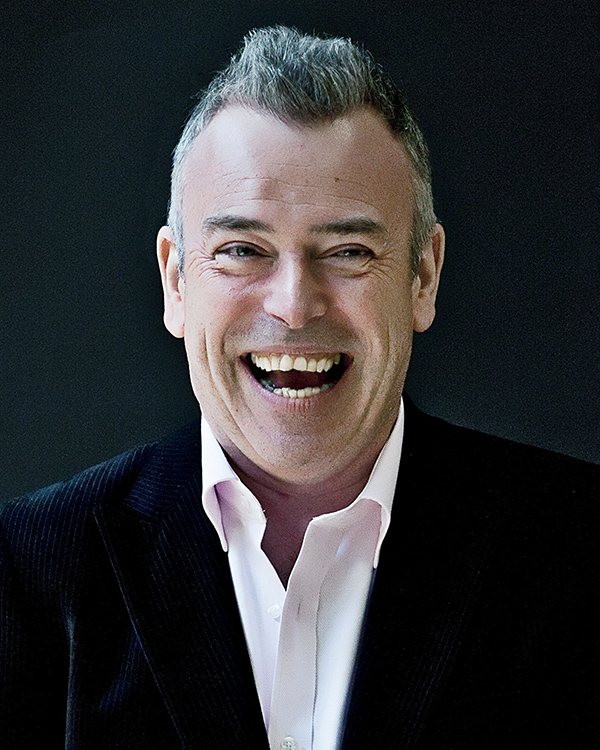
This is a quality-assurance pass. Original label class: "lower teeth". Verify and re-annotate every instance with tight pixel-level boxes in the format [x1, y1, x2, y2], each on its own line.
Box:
[259, 379, 332, 398]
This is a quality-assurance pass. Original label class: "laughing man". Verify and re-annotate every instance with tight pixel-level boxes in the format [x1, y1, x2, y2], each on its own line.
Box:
[1, 26, 598, 750]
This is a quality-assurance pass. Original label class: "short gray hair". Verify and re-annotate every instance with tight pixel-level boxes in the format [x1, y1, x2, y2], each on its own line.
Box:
[168, 26, 436, 275]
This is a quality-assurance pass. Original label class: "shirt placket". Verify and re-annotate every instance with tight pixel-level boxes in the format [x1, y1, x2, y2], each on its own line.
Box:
[268, 519, 345, 750]
[216, 482, 285, 727]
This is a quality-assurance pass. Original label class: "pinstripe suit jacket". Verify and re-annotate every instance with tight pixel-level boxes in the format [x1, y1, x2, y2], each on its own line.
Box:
[1, 398, 598, 749]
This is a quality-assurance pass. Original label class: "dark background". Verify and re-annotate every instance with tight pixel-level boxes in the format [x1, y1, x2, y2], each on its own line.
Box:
[2, 0, 598, 502]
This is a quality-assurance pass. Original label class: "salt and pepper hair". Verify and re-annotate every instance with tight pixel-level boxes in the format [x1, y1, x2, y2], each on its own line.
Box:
[168, 26, 436, 275]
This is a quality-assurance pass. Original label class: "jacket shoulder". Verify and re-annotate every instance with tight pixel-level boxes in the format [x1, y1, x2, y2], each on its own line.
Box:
[1, 420, 201, 519]
[0, 421, 201, 590]
[0, 442, 153, 598]
[0, 441, 155, 531]
[407, 400, 600, 496]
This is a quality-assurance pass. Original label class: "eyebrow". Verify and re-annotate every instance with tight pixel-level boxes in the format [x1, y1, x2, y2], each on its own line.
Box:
[202, 215, 274, 234]
[202, 214, 387, 238]
[308, 217, 387, 237]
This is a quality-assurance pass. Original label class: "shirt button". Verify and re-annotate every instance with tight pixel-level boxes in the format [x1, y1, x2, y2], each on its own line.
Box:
[267, 603, 282, 619]
[280, 738, 300, 750]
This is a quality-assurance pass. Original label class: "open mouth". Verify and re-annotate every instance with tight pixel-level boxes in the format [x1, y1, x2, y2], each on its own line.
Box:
[244, 352, 350, 398]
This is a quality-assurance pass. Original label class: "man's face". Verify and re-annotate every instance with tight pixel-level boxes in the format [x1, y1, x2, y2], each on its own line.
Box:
[158, 106, 443, 484]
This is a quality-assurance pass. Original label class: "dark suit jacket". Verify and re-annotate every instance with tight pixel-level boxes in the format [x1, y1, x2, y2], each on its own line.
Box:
[1, 398, 598, 749]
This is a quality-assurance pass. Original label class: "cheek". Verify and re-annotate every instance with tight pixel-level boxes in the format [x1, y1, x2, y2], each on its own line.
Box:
[183, 277, 226, 339]
[349, 280, 413, 341]
[182, 294, 218, 378]
[183, 284, 250, 386]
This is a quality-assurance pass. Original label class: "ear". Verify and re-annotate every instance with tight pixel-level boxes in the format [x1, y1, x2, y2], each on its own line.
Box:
[157, 225, 185, 338]
[412, 223, 445, 333]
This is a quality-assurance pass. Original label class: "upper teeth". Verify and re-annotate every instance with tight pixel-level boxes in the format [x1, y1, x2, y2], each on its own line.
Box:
[250, 353, 341, 373]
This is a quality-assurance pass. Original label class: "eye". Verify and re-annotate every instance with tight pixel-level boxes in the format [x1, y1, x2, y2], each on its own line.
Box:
[212, 242, 270, 276]
[332, 246, 373, 259]
[321, 245, 375, 276]
[215, 243, 261, 258]
[325, 245, 375, 264]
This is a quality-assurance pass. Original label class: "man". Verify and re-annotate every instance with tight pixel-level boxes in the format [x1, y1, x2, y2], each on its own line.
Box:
[1, 26, 597, 750]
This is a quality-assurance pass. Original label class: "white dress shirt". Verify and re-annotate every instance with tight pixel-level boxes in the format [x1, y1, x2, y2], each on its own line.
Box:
[201, 400, 404, 750]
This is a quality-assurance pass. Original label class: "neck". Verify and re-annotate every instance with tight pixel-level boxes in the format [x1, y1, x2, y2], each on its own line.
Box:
[227, 451, 383, 587]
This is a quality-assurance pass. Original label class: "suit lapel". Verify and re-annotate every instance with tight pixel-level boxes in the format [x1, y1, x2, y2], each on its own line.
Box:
[94, 422, 268, 749]
[341, 400, 510, 749]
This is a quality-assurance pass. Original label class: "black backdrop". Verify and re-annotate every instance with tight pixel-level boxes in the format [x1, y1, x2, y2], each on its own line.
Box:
[2, 0, 598, 502]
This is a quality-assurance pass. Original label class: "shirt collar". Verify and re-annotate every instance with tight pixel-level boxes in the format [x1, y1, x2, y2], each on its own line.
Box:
[201, 398, 404, 565]
[201, 419, 240, 551]
[355, 398, 404, 566]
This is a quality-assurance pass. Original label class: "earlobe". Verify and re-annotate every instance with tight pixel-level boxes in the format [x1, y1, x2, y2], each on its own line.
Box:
[157, 225, 185, 339]
[412, 223, 445, 333]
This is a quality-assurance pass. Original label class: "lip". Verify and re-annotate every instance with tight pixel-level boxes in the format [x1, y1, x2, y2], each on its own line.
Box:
[239, 353, 352, 405]
[244, 348, 345, 357]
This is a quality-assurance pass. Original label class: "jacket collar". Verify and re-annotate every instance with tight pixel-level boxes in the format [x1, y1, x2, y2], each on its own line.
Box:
[341, 397, 511, 749]
[94, 421, 269, 748]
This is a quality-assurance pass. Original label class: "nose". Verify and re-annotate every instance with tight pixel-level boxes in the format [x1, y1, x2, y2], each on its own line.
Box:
[263, 255, 328, 329]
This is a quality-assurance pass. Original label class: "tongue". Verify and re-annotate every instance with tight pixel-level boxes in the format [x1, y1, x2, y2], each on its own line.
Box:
[268, 371, 331, 389]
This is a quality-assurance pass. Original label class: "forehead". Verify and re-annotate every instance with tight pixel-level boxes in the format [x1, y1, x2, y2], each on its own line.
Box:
[181, 106, 415, 234]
